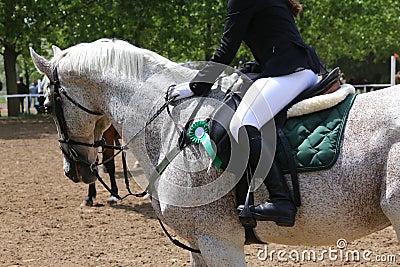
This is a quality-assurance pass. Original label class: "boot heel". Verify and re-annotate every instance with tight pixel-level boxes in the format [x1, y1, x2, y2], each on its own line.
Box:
[252, 208, 296, 227]
[275, 219, 295, 227]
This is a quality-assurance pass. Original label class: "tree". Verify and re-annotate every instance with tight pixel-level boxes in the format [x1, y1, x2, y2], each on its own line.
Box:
[0, 55, 5, 90]
[0, 0, 60, 115]
[298, 0, 400, 67]
[2, 0, 400, 117]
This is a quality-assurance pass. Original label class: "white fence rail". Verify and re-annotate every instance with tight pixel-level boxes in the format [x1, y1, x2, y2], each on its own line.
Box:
[0, 93, 44, 99]
[353, 84, 392, 93]
[0, 94, 45, 116]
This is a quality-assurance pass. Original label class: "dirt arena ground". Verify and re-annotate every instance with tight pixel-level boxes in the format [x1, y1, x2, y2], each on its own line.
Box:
[1, 117, 400, 266]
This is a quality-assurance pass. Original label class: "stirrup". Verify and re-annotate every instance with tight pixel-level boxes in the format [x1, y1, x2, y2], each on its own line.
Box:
[238, 189, 256, 228]
[239, 206, 257, 228]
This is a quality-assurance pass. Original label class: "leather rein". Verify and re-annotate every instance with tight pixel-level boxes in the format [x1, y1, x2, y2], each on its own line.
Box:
[50, 68, 200, 253]
[50, 67, 145, 199]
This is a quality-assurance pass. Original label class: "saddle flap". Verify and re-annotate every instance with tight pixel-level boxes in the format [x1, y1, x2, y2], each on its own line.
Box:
[209, 92, 242, 170]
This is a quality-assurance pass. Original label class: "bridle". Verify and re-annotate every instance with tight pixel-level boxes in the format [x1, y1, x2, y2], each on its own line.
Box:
[50, 67, 145, 199]
[50, 67, 201, 253]
[51, 68, 104, 165]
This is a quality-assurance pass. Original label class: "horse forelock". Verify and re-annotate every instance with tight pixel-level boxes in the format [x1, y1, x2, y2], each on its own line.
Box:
[53, 38, 174, 81]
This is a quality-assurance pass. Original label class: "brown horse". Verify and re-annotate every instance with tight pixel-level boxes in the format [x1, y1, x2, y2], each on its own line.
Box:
[395, 71, 400, 85]
[81, 125, 121, 206]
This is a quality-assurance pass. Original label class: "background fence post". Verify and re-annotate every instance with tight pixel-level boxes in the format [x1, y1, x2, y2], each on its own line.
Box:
[390, 56, 396, 86]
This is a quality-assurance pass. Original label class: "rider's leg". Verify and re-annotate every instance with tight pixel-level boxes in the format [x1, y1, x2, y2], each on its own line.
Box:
[244, 125, 297, 226]
[231, 69, 317, 226]
[230, 69, 318, 143]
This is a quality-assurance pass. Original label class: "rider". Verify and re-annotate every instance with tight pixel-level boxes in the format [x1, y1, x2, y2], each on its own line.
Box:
[169, 0, 322, 226]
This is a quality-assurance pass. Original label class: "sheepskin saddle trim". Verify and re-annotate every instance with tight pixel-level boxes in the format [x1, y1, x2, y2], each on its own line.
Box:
[287, 84, 356, 118]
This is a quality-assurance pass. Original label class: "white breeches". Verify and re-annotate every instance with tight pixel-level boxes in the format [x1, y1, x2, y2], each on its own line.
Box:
[230, 69, 318, 142]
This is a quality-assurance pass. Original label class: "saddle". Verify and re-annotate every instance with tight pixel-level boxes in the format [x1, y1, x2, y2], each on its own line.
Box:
[209, 67, 342, 172]
[292, 67, 341, 102]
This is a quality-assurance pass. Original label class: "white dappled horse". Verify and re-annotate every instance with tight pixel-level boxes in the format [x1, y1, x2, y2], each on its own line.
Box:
[31, 39, 400, 266]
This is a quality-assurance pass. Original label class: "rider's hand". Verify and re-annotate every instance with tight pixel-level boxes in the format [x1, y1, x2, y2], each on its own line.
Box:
[168, 82, 194, 101]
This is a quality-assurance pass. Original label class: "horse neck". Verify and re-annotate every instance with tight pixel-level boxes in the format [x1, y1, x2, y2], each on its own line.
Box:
[96, 59, 180, 135]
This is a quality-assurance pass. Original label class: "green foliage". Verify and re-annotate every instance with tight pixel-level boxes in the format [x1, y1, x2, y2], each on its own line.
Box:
[299, 0, 400, 66]
[1, 0, 399, 84]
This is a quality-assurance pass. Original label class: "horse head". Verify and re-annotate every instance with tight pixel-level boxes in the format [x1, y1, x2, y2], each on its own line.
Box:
[29, 39, 186, 186]
[30, 47, 110, 184]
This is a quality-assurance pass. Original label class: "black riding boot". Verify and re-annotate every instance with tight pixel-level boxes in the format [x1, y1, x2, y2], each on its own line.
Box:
[241, 126, 297, 227]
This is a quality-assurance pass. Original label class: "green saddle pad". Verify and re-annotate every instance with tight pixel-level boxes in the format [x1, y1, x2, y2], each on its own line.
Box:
[276, 94, 357, 174]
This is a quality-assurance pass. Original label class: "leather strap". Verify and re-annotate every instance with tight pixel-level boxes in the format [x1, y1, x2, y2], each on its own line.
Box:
[146, 146, 185, 193]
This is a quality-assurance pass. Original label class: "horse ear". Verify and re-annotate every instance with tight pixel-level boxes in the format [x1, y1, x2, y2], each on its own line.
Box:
[52, 45, 62, 56]
[30, 47, 52, 78]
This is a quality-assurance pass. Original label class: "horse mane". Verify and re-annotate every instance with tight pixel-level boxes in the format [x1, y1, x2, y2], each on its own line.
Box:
[53, 38, 175, 81]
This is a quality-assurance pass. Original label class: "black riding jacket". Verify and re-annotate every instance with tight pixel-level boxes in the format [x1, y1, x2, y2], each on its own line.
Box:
[190, 0, 321, 95]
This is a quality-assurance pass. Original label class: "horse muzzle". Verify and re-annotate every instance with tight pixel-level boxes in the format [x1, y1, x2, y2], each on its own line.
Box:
[64, 159, 97, 184]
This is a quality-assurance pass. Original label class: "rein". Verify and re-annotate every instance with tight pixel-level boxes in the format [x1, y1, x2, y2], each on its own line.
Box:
[51, 69, 201, 253]
[50, 67, 149, 199]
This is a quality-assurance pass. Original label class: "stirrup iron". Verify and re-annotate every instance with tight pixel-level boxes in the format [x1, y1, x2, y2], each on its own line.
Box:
[238, 187, 257, 228]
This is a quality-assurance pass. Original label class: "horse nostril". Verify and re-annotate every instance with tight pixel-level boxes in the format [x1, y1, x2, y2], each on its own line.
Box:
[65, 171, 80, 183]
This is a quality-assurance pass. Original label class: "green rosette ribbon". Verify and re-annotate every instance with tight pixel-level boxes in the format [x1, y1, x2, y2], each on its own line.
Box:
[189, 121, 222, 169]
